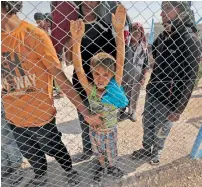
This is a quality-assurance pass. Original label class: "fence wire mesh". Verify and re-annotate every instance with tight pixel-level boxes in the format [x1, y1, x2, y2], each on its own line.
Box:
[1, 1, 202, 187]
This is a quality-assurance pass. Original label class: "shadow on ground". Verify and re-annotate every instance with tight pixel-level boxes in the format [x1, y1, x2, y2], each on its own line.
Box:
[3, 155, 201, 187]
[186, 116, 202, 129]
[57, 119, 81, 135]
[4, 154, 149, 187]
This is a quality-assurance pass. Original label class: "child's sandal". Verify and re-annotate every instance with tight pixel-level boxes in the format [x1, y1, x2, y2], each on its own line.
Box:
[107, 166, 123, 178]
[93, 167, 104, 182]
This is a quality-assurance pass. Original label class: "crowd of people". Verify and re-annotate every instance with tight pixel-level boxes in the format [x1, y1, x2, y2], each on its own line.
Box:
[1, 1, 201, 186]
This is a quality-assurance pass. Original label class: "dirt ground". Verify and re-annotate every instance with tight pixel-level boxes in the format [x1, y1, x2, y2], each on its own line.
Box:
[2, 66, 202, 187]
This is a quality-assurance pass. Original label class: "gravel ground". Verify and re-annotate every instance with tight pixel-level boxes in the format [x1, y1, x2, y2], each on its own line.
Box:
[2, 66, 202, 187]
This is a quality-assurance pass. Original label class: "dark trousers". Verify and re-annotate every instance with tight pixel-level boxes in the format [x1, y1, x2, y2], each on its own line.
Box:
[10, 118, 72, 177]
[77, 100, 92, 154]
[142, 95, 173, 151]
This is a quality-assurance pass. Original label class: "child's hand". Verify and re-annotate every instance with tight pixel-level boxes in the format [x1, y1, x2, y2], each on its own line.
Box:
[84, 114, 104, 129]
[70, 19, 85, 42]
[112, 4, 127, 32]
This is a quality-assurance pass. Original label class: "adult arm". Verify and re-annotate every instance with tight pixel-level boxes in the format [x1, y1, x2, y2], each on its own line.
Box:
[36, 30, 102, 126]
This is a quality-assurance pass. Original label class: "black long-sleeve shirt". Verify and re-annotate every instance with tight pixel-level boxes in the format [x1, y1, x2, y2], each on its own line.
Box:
[148, 26, 201, 114]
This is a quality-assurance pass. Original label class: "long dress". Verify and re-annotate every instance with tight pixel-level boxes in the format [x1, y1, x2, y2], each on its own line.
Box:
[122, 43, 149, 112]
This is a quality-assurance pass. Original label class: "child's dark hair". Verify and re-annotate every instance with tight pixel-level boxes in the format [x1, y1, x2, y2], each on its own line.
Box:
[34, 12, 44, 21]
[90, 52, 116, 73]
[44, 13, 52, 22]
[1, 1, 22, 15]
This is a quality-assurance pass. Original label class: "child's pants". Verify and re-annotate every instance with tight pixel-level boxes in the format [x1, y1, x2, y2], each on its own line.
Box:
[90, 127, 118, 166]
[10, 118, 72, 178]
[142, 94, 173, 152]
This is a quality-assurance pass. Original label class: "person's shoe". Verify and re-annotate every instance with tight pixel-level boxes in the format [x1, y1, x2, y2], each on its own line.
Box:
[1, 167, 24, 186]
[129, 113, 137, 122]
[150, 150, 162, 165]
[107, 166, 123, 179]
[79, 151, 93, 161]
[118, 111, 129, 122]
[93, 166, 104, 182]
[28, 173, 48, 186]
[72, 151, 93, 163]
[66, 169, 80, 186]
[131, 148, 152, 160]
[80, 152, 93, 160]
[10, 168, 25, 186]
[1, 167, 14, 178]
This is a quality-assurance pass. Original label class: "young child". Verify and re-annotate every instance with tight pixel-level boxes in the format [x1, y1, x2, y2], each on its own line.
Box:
[70, 5, 128, 182]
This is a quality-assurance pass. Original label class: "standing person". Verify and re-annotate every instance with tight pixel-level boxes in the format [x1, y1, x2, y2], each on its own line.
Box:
[1, 1, 102, 186]
[65, 1, 117, 160]
[50, 1, 119, 58]
[70, 4, 127, 181]
[1, 102, 24, 186]
[131, 1, 201, 165]
[44, 13, 52, 35]
[34, 12, 45, 29]
[119, 22, 149, 122]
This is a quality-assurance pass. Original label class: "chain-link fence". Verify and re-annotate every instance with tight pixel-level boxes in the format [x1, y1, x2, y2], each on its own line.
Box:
[1, 1, 202, 187]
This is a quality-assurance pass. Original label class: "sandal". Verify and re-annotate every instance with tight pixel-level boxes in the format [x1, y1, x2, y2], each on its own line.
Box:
[93, 166, 104, 182]
[150, 150, 162, 166]
[131, 148, 152, 160]
[66, 169, 80, 186]
[107, 166, 123, 178]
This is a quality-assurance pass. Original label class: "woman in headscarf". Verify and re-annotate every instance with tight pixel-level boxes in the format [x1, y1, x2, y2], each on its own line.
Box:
[119, 22, 149, 122]
[131, 1, 201, 165]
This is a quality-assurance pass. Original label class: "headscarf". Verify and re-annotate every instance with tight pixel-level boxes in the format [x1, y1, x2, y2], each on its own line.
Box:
[161, 1, 198, 33]
[131, 22, 147, 49]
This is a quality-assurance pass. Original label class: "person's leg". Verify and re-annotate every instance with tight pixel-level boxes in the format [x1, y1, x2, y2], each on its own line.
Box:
[129, 82, 141, 122]
[1, 145, 11, 177]
[150, 101, 173, 165]
[1, 104, 22, 176]
[37, 118, 72, 171]
[2, 124, 23, 168]
[142, 95, 156, 150]
[78, 107, 93, 156]
[1, 115, 12, 176]
[37, 118, 79, 185]
[106, 128, 123, 179]
[89, 129, 105, 182]
[132, 94, 155, 159]
[11, 125, 47, 178]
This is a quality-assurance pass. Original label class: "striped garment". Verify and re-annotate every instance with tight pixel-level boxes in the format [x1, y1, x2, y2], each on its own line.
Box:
[89, 127, 117, 166]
